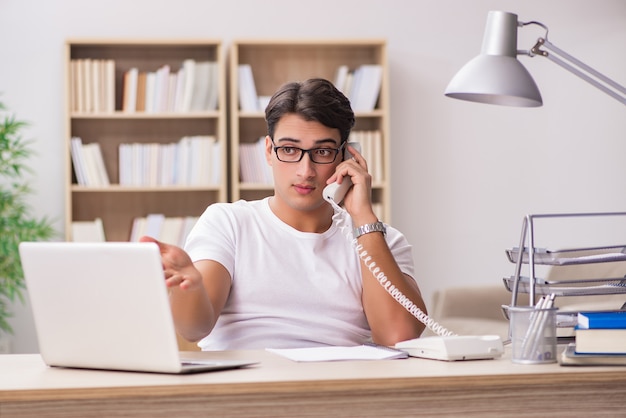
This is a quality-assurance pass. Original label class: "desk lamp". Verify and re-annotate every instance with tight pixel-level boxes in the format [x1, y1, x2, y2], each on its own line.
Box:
[444, 10, 626, 107]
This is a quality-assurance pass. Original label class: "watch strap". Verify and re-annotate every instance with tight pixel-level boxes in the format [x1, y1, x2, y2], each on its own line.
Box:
[353, 221, 387, 239]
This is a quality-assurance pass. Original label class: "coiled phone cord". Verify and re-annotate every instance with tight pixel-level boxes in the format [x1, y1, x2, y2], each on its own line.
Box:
[330, 203, 456, 337]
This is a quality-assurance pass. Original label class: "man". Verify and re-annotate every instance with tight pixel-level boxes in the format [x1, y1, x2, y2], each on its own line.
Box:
[141, 78, 427, 349]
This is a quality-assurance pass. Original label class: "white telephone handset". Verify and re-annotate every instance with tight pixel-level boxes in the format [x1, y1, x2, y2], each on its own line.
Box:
[324, 142, 503, 361]
[323, 142, 361, 204]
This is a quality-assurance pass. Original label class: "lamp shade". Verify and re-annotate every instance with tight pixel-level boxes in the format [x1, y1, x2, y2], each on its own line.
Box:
[445, 11, 543, 107]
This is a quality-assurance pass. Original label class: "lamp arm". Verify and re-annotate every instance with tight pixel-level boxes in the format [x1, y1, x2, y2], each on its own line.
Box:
[530, 37, 626, 105]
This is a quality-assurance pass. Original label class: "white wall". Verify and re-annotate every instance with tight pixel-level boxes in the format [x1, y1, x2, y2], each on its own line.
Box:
[1, 0, 624, 353]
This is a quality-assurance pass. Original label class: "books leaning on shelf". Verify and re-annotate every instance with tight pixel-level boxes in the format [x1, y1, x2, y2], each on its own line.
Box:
[123, 60, 219, 113]
[118, 135, 220, 187]
[334, 64, 383, 112]
[129, 214, 198, 248]
[237, 64, 260, 112]
[70, 137, 110, 187]
[560, 343, 626, 366]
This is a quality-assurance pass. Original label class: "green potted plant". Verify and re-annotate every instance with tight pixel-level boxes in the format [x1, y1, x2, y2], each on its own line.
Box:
[0, 100, 56, 338]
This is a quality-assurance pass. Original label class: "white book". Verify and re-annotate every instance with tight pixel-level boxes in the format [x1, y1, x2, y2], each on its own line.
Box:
[73, 60, 84, 112]
[238, 64, 259, 112]
[144, 71, 157, 113]
[333, 65, 349, 94]
[98, 60, 108, 113]
[70, 137, 87, 186]
[179, 59, 196, 112]
[256, 136, 272, 184]
[176, 136, 192, 185]
[144, 213, 165, 240]
[179, 216, 199, 247]
[82, 59, 92, 113]
[157, 64, 171, 112]
[167, 72, 178, 112]
[105, 59, 116, 113]
[69, 60, 77, 112]
[91, 59, 101, 113]
[147, 143, 160, 187]
[211, 140, 221, 184]
[173, 66, 186, 112]
[351, 65, 382, 112]
[130, 143, 143, 186]
[198, 136, 213, 186]
[347, 67, 362, 108]
[238, 143, 255, 183]
[81, 143, 102, 187]
[159, 142, 176, 186]
[91, 143, 110, 186]
[118, 143, 131, 186]
[372, 130, 384, 183]
[160, 217, 184, 246]
[190, 61, 211, 112]
[71, 218, 106, 242]
[205, 62, 220, 111]
[122, 67, 138, 113]
[128, 217, 147, 242]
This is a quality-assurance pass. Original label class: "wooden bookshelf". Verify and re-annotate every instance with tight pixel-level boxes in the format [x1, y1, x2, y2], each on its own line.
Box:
[230, 39, 392, 222]
[64, 39, 227, 243]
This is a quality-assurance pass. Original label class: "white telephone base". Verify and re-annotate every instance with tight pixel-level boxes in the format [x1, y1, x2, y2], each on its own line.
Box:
[395, 335, 504, 361]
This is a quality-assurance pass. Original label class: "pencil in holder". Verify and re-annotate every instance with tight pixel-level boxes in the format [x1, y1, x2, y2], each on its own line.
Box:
[508, 305, 558, 364]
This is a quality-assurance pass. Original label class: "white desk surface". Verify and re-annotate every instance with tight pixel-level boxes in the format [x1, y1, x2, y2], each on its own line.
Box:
[1, 348, 625, 417]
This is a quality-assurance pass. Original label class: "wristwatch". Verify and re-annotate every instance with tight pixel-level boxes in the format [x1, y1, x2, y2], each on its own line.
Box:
[353, 221, 387, 239]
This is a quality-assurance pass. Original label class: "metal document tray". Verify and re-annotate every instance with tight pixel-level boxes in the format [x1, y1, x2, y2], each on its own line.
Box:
[506, 245, 626, 266]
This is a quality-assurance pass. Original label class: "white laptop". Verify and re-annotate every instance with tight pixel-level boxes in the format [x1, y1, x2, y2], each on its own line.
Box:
[19, 241, 256, 374]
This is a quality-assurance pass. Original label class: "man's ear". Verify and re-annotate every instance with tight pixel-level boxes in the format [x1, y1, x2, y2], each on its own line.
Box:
[264, 135, 273, 166]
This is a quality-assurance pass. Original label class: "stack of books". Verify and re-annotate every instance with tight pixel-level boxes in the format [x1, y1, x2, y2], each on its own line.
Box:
[560, 310, 626, 366]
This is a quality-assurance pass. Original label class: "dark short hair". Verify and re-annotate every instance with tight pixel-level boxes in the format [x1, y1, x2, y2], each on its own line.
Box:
[265, 78, 355, 143]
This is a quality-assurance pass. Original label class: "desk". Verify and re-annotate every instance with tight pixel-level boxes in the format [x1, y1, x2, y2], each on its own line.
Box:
[0, 348, 625, 417]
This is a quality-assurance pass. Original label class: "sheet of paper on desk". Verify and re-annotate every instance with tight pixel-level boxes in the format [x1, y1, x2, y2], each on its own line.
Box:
[266, 345, 408, 362]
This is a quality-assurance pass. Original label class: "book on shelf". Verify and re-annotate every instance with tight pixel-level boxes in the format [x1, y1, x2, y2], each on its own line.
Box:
[189, 61, 210, 112]
[144, 213, 166, 240]
[348, 64, 383, 112]
[348, 130, 384, 183]
[71, 218, 106, 242]
[578, 311, 626, 329]
[238, 64, 259, 112]
[179, 59, 196, 112]
[118, 135, 220, 187]
[115, 60, 217, 114]
[560, 343, 626, 366]
[69, 59, 115, 113]
[122, 67, 139, 112]
[129, 214, 199, 247]
[136, 71, 147, 112]
[153, 64, 171, 113]
[239, 137, 273, 184]
[70, 137, 88, 186]
[70, 137, 110, 187]
[333, 65, 349, 94]
[574, 327, 626, 354]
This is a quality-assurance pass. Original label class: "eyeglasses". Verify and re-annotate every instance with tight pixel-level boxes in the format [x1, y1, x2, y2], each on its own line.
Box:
[271, 139, 345, 164]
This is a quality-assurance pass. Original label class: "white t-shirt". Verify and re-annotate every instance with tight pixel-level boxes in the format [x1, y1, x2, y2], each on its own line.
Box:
[184, 197, 415, 350]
